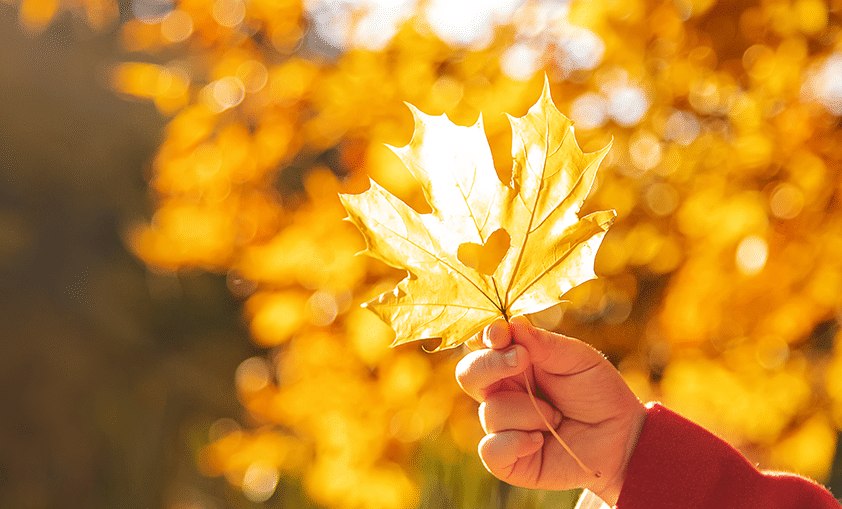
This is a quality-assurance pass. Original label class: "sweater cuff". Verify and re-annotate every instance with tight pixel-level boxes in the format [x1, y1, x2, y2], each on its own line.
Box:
[616, 403, 840, 509]
[616, 403, 733, 508]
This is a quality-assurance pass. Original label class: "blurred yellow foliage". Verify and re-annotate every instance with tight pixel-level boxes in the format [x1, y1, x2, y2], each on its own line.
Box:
[79, 0, 842, 504]
[9, 0, 117, 34]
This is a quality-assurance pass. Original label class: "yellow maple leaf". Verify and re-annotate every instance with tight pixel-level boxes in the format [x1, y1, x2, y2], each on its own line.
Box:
[340, 79, 615, 351]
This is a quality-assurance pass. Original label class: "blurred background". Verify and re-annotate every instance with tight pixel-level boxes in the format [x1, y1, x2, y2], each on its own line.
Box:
[1, 0, 842, 507]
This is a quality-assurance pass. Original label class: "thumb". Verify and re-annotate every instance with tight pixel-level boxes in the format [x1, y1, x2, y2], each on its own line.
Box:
[508, 315, 606, 376]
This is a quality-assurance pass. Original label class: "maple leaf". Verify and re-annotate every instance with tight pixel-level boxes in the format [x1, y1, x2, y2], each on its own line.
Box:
[340, 79, 615, 351]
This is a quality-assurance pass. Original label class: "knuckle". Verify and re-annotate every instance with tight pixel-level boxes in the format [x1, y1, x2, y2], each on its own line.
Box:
[478, 402, 489, 432]
[477, 433, 495, 460]
[477, 433, 515, 480]
[454, 357, 471, 388]
[456, 350, 496, 399]
[455, 350, 481, 380]
[481, 391, 500, 413]
[479, 350, 498, 375]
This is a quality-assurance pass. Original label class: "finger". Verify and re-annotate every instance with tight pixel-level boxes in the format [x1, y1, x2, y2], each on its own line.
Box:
[509, 315, 606, 376]
[464, 318, 511, 351]
[455, 345, 528, 402]
[478, 430, 544, 481]
[484, 318, 511, 350]
[479, 391, 563, 434]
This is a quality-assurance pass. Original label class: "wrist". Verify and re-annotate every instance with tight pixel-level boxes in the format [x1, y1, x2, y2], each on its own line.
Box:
[594, 400, 648, 507]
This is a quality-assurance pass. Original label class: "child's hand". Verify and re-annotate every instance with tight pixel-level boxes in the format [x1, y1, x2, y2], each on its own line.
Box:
[456, 316, 647, 506]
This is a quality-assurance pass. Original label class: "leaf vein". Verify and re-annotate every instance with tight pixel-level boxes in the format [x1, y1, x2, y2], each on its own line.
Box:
[364, 193, 497, 308]
[510, 227, 600, 304]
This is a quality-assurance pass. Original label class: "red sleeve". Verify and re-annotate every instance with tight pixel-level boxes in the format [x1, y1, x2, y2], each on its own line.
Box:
[616, 403, 841, 509]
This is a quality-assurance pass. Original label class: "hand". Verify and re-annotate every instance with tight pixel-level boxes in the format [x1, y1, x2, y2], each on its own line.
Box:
[456, 316, 646, 506]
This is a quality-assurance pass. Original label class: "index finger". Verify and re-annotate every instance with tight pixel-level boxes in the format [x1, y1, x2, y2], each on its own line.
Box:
[509, 315, 606, 376]
[455, 345, 529, 402]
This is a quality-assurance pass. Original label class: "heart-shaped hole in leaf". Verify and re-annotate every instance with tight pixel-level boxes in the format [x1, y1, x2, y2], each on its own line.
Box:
[457, 228, 511, 276]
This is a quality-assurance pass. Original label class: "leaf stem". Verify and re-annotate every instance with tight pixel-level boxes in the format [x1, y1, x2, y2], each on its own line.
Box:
[521, 371, 600, 478]
[492, 279, 508, 321]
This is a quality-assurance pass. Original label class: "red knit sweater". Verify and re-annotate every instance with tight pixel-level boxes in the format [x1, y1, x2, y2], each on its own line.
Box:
[616, 403, 841, 509]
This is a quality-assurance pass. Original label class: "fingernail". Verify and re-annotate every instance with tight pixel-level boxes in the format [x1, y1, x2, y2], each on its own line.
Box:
[552, 410, 563, 428]
[531, 431, 543, 443]
[503, 347, 518, 367]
